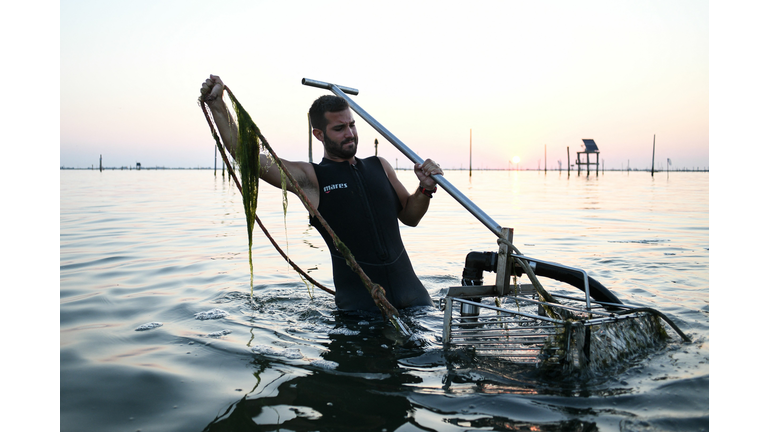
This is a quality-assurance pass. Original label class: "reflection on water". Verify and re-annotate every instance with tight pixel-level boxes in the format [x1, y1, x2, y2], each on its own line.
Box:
[61, 170, 708, 432]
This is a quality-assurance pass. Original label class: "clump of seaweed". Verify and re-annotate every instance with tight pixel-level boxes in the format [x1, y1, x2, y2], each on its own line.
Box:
[229, 91, 262, 298]
[199, 90, 326, 304]
[539, 313, 669, 375]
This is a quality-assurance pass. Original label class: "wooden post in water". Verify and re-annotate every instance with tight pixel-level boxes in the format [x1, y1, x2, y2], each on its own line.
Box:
[567, 146, 571, 176]
[544, 144, 547, 174]
[307, 113, 313, 163]
[99, 155, 102, 172]
[586, 152, 590, 176]
[469, 129, 472, 177]
[651, 134, 656, 177]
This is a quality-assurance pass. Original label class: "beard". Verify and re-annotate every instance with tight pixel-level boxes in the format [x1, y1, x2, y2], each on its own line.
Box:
[324, 134, 358, 159]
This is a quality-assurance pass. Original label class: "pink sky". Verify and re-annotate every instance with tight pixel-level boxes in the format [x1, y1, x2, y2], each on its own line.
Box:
[58, 1, 712, 170]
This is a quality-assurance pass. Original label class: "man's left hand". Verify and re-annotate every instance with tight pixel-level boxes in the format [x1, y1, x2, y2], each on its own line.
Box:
[414, 159, 443, 189]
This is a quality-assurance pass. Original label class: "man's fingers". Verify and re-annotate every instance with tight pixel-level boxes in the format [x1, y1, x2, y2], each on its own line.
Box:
[201, 80, 224, 103]
[201, 75, 225, 100]
[208, 82, 223, 101]
[420, 159, 442, 176]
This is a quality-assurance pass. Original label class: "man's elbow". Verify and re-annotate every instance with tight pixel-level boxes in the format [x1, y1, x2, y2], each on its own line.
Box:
[399, 214, 422, 227]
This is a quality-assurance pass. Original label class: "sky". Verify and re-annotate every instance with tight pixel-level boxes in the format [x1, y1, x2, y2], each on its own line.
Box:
[58, 0, 712, 170]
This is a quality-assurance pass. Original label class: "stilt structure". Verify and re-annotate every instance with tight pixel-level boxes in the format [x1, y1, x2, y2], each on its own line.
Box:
[576, 139, 600, 176]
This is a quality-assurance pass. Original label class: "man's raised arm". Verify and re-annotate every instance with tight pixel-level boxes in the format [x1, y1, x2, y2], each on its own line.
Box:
[381, 157, 443, 227]
[199, 75, 320, 209]
[200, 75, 238, 157]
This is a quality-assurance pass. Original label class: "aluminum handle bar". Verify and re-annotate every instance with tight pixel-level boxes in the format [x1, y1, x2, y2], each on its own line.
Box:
[301, 78, 359, 96]
[302, 78, 503, 238]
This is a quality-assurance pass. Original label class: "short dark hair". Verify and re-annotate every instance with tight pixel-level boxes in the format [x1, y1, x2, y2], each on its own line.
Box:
[309, 95, 349, 132]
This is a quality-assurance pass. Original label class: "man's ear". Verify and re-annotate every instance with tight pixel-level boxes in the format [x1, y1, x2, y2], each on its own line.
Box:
[312, 128, 324, 143]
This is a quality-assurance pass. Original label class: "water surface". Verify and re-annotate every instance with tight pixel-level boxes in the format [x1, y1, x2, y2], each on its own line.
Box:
[60, 169, 709, 431]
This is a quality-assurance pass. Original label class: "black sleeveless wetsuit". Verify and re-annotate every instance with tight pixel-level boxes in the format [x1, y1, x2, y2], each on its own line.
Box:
[309, 156, 434, 312]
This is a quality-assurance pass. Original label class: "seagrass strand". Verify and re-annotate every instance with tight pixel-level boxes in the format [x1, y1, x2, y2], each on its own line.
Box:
[199, 98, 335, 297]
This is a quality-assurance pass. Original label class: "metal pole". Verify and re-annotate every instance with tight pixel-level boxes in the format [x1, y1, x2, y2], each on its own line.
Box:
[302, 78, 503, 238]
[307, 112, 313, 163]
[509, 253, 592, 310]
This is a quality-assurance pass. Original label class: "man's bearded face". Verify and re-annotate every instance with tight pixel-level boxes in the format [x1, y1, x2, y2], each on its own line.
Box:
[323, 131, 358, 159]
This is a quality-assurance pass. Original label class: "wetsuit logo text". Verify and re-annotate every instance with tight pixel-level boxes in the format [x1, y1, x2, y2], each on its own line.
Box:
[323, 183, 348, 193]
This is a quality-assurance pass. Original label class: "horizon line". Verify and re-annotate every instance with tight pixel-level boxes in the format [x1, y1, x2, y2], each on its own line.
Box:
[60, 166, 710, 172]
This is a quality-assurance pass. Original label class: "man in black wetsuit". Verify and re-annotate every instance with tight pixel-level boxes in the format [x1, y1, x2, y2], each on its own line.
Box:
[201, 75, 442, 312]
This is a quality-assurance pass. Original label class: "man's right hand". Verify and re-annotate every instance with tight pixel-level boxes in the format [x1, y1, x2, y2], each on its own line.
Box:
[200, 74, 225, 107]
[200, 74, 237, 155]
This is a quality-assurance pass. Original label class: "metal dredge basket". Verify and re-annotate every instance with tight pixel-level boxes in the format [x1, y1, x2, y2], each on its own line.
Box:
[440, 246, 690, 370]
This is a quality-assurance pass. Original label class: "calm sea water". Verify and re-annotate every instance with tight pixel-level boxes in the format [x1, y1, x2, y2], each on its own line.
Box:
[60, 169, 709, 431]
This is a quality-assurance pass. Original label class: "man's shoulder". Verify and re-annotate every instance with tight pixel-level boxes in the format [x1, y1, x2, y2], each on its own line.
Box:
[371, 156, 397, 173]
[276, 159, 317, 190]
[361, 155, 388, 169]
[281, 158, 314, 175]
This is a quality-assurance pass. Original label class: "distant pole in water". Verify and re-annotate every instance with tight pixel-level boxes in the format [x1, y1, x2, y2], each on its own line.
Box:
[99, 155, 102, 172]
[651, 134, 656, 177]
[469, 129, 472, 177]
[567, 146, 571, 176]
[214, 144, 217, 176]
[375, 138, 378, 157]
[596, 152, 600, 177]
[544, 144, 547, 174]
[307, 113, 313, 163]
